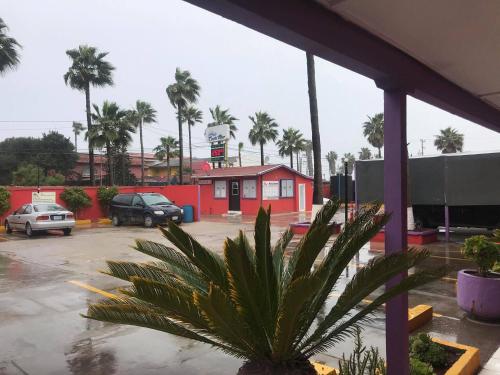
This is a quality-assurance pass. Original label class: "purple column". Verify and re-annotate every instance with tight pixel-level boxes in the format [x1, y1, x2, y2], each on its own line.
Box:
[384, 88, 409, 375]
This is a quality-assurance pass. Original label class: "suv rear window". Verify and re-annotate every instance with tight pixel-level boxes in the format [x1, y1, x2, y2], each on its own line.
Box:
[112, 194, 133, 205]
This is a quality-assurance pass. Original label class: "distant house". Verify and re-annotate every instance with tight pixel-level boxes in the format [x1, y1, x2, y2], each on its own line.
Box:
[193, 164, 313, 215]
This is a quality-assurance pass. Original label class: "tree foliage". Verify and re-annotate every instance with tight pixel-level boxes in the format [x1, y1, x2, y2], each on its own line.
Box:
[0, 187, 11, 216]
[340, 153, 356, 175]
[362, 114, 384, 158]
[208, 105, 238, 139]
[462, 235, 499, 276]
[326, 151, 338, 176]
[248, 111, 279, 166]
[85, 200, 443, 373]
[60, 187, 92, 216]
[276, 128, 304, 169]
[0, 17, 21, 75]
[358, 148, 372, 161]
[97, 186, 119, 214]
[434, 127, 464, 154]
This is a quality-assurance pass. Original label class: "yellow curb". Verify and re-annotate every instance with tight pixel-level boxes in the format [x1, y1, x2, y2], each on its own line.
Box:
[312, 362, 337, 375]
[97, 218, 112, 225]
[408, 304, 433, 332]
[68, 280, 120, 300]
[76, 219, 92, 226]
[432, 338, 480, 375]
[0, 226, 4, 233]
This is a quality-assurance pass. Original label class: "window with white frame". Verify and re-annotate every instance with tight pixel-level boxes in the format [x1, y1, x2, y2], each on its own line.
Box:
[280, 179, 294, 197]
[214, 180, 227, 198]
[262, 181, 279, 200]
[242, 179, 257, 198]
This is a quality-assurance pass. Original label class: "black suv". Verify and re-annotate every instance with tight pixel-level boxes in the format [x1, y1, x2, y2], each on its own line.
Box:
[110, 193, 183, 228]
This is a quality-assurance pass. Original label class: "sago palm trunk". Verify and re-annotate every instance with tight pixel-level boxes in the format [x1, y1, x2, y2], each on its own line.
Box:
[166, 148, 171, 184]
[177, 106, 184, 184]
[306, 52, 323, 205]
[85, 85, 95, 186]
[74, 133, 78, 153]
[106, 141, 114, 186]
[140, 118, 145, 186]
[260, 142, 264, 166]
[238, 149, 242, 167]
[188, 123, 193, 173]
[296, 152, 299, 172]
[378, 147, 381, 158]
[290, 150, 293, 169]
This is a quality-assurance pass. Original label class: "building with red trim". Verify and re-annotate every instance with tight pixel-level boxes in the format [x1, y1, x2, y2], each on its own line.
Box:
[193, 165, 313, 215]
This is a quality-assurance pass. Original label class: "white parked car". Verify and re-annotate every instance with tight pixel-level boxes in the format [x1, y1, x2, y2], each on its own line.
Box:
[4, 203, 76, 237]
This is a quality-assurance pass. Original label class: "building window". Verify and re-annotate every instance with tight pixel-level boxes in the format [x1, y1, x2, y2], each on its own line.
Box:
[280, 179, 294, 197]
[262, 181, 279, 200]
[214, 180, 227, 198]
[242, 179, 257, 199]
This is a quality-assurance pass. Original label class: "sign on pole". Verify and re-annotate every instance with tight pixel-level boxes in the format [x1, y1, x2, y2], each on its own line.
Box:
[205, 124, 230, 143]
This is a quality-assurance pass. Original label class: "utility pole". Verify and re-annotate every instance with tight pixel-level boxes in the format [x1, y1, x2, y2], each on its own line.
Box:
[419, 139, 425, 156]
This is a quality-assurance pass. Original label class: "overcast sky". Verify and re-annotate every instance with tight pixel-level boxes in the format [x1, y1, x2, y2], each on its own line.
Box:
[2, 0, 500, 175]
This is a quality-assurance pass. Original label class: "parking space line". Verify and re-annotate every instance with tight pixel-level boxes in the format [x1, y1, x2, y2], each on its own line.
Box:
[68, 280, 120, 299]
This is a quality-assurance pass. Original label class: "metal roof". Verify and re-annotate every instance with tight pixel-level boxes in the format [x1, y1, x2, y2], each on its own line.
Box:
[193, 164, 313, 179]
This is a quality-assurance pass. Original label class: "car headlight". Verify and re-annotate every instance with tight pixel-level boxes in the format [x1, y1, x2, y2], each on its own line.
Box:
[153, 210, 164, 215]
[180, 209, 184, 214]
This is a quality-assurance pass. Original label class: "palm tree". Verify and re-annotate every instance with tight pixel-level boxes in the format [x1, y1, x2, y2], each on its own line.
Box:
[362, 113, 384, 158]
[72, 122, 85, 152]
[434, 127, 464, 153]
[341, 153, 356, 175]
[64, 45, 114, 185]
[208, 105, 238, 140]
[303, 140, 313, 176]
[153, 136, 179, 184]
[248, 111, 279, 166]
[181, 105, 203, 172]
[113, 117, 136, 185]
[166, 68, 200, 184]
[0, 17, 21, 74]
[89, 101, 127, 186]
[306, 53, 323, 205]
[293, 136, 306, 171]
[358, 147, 372, 160]
[86, 200, 443, 374]
[130, 101, 157, 186]
[325, 151, 338, 176]
[277, 128, 304, 169]
[238, 142, 244, 167]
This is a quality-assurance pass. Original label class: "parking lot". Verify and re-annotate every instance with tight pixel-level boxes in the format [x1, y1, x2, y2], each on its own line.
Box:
[1, 216, 499, 374]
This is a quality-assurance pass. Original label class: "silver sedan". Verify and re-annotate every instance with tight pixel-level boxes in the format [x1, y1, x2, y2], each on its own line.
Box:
[4, 203, 76, 237]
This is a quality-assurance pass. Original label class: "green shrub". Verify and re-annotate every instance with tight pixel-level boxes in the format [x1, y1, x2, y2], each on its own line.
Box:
[409, 333, 447, 369]
[0, 187, 10, 216]
[60, 187, 92, 218]
[97, 186, 119, 215]
[462, 235, 500, 276]
[410, 357, 433, 375]
[45, 173, 65, 186]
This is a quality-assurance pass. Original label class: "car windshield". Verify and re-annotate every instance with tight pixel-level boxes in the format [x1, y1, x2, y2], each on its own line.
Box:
[141, 194, 172, 206]
[34, 204, 66, 212]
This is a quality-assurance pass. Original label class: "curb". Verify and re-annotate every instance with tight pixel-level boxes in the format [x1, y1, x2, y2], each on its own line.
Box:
[97, 218, 112, 225]
[312, 362, 337, 375]
[75, 219, 92, 226]
[432, 337, 480, 375]
[408, 304, 433, 332]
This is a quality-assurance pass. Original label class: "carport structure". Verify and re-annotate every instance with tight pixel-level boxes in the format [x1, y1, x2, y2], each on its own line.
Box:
[180, 1, 500, 373]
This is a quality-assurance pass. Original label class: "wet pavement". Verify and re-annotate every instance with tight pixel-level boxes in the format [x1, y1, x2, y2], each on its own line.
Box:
[0, 213, 499, 374]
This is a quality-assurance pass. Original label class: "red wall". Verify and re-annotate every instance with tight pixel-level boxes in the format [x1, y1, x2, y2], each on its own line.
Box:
[199, 167, 313, 215]
[1, 185, 200, 222]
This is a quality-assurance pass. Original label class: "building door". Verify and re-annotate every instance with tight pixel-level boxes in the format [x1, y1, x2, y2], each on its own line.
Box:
[298, 183, 306, 212]
[229, 179, 241, 211]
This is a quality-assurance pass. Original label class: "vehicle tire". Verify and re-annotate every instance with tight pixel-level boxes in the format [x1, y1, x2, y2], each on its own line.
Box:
[112, 214, 121, 227]
[143, 214, 154, 228]
[63, 228, 72, 236]
[25, 223, 33, 237]
[5, 221, 12, 234]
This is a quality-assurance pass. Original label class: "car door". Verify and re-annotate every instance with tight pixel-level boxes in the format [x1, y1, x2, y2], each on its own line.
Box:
[11, 205, 27, 229]
[130, 195, 145, 224]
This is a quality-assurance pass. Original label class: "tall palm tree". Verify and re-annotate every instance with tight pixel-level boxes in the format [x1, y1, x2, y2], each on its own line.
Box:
[86, 201, 443, 374]
[277, 128, 304, 169]
[362, 113, 384, 158]
[341, 153, 356, 175]
[181, 105, 203, 172]
[130, 101, 157, 186]
[0, 17, 21, 74]
[358, 147, 372, 160]
[89, 101, 127, 186]
[64, 45, 114, 185]
[248, 111, 279, 166]
[306, 52, 323, 205]
[208, 105, 238, 140]
[434, 127, 464, 154]
[153, 136, 179, 184]
[72, 122, 85, 152]
[113, 117, 136, 185]
[166, 68, 200, 184]
[238, 142, 244, 167]
[325, 151, 338, 176]
[303, 140, 313, 176]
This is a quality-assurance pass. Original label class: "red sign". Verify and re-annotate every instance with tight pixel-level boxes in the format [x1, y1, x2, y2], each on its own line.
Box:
[211, 143, 226, 162]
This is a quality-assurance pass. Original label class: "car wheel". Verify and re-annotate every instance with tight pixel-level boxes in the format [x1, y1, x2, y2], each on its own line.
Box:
[63, 228, 72, 236]
[5, 221, 12, 234]
[112, 214, 121, 227]
[143, 214, 154, 228]
[25, 223, 33, 237]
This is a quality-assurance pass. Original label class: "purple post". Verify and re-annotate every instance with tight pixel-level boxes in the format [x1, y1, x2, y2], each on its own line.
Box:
[444, 205, 450, 242]
[383, 88, 409, 375]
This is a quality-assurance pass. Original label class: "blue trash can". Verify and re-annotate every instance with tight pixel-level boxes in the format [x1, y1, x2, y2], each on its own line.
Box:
[182, 205, 194, 223]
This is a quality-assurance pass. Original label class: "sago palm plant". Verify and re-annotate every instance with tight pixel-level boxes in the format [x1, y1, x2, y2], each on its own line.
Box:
[85, 200, 442, 374]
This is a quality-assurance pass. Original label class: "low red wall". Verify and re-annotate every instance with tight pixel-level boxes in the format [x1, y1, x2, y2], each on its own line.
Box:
[1, 185, 200, 222]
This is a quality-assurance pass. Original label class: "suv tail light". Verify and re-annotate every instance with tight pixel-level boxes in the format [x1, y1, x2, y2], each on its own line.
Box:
[36, 215, 50, 221]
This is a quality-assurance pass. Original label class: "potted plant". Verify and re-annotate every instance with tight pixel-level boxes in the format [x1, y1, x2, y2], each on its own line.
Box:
[85, 200, 443, 374]
[457, 235, 500, 320]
